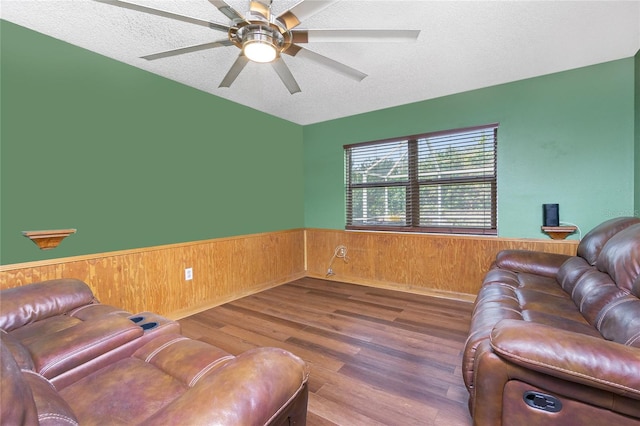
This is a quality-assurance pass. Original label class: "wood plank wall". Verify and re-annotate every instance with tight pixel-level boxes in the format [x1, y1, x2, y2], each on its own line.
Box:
[0, 228, 578, 316]
[304, 228, 579, 301]
[0, 229, 306, 319]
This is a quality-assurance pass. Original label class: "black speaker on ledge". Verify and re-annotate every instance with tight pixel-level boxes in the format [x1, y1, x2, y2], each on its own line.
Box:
[543, 203, 560, 227]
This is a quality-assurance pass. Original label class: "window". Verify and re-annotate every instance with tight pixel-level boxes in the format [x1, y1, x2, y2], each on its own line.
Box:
[345, 124, 497, 235]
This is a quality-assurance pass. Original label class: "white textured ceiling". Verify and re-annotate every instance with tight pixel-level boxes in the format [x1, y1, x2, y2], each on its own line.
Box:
[2, 1, 639, 125]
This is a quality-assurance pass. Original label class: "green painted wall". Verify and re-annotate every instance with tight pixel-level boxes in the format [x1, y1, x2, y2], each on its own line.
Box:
[0, 21, 304, 265]
[304, 58, 636, 239]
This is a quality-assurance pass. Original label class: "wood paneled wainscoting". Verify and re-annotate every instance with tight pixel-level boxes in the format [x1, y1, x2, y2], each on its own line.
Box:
[0, 228, 578, 317]
[304, 228, 579, 301]
[0, 229, 306, 319]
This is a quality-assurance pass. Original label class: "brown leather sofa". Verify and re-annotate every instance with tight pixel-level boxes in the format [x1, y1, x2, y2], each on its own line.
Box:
[463, 216, 640, 425]
[1, 279, 309, 425]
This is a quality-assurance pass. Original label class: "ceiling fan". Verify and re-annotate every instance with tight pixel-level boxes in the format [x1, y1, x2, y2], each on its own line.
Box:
[95, 0, 420, 94]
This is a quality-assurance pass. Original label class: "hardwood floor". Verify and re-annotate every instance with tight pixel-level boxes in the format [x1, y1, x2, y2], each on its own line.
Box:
[179, 277, 474, 425]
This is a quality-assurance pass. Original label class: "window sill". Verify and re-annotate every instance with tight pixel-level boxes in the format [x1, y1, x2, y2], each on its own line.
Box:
[346, 225, 497, 236]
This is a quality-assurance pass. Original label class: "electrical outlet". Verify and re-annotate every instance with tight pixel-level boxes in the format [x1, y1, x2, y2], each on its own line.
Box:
[185, 267, 193, 281]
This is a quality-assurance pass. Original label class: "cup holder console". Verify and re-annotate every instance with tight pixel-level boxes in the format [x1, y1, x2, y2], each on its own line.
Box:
[141, 322, 158, 331]
[129, 315, 160, 332]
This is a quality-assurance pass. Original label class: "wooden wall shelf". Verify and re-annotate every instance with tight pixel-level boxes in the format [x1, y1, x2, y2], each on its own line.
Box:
[22, 229, 77, 250]
[541, 226, 577, 240]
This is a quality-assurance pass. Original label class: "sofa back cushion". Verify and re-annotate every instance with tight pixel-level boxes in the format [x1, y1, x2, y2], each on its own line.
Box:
[0, 279, 95, 332]
[592, 223, 640, 347]
[596, 223, 640, 294]
[596, 296, 640, 347]
[571, 269, 628, 327]
[558, 220, 640, 347]
[577, 217, 640, 265]
[557, 256, 593, 294]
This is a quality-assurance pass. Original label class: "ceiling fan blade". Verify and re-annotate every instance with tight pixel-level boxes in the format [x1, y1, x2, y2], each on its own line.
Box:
[249, 0, 272, 21]
[277, 0, 338, 30]
[208, 0, 249, 24]
[141, 40, 233, 60]
[292, 29, 421, 43]
[271, 58, 301, 94]
[94, 0, 229, 32]
[219, 54, 250, 88]
[284, 45, 367, 82]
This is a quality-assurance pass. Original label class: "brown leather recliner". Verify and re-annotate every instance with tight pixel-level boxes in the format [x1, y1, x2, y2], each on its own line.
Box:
[0, 279, 309, 425]
[463, 217, 640, 425]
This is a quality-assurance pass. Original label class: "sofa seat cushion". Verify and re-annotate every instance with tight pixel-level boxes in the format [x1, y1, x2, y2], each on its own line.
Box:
[520, 310, 601, 337]
[9, 315, 84, 346]
[484, 269, 568, 298]
[134, 334, 234, 384]
[479, 281, 596, 334]
[516, 288, 582, 318]
[60, 357, 188, 425]
[514, 273, 567, 297]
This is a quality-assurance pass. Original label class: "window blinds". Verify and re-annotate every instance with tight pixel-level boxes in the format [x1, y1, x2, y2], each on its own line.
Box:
[345, 124, 497, 235]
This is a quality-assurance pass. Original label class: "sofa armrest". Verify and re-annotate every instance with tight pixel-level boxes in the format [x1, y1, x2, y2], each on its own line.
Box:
[490, 319, 640, 398]
[494, 250, 572, 278]
[143, 347, 309, 425]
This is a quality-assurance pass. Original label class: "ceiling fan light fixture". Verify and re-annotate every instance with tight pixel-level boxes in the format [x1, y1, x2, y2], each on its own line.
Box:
[242, 27, 278, 63]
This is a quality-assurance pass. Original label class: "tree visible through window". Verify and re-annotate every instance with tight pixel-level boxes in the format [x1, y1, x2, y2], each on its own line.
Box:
[345, 124, 497, 235]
